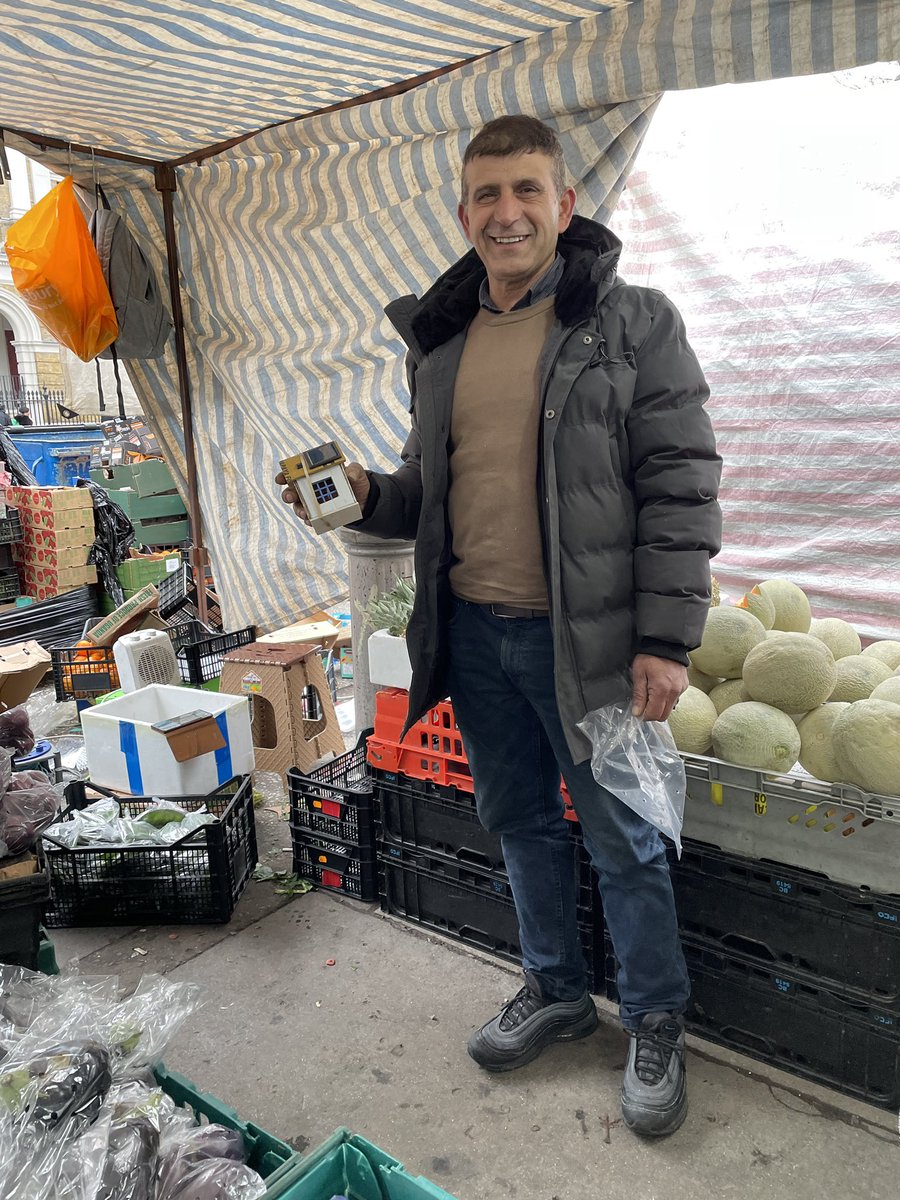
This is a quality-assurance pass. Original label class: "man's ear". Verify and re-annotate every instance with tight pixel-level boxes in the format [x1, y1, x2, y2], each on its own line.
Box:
[557, 186, 577, 233]
[458, 201, 472, 242]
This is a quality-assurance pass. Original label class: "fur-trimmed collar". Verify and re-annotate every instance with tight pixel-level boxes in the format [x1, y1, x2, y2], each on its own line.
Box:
[406, 214, 622, 356]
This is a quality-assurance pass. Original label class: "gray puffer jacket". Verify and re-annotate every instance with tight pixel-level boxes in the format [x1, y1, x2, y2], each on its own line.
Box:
[356, 215, 722, 761]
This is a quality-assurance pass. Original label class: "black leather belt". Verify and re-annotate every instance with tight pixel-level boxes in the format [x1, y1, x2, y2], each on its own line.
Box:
[482, 603, 549, 620]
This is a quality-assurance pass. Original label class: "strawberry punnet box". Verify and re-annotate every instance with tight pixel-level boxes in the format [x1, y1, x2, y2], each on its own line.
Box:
[6, 486, 94, 533]
[17, 562, 97, 602]
[12, 541, 91, 570]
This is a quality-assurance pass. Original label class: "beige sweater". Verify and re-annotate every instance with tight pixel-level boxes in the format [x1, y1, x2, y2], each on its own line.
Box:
[448, 295, 556, 607]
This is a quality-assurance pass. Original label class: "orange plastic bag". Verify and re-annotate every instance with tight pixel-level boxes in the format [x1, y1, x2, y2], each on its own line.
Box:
[3, 176, 118, 361]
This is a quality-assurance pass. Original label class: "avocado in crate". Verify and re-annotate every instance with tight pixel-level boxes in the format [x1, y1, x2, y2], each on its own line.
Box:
[42, 775, 258, 926]
[287, 731, 375, 849]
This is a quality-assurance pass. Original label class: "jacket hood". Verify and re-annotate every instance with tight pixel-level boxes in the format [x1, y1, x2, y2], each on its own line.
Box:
[386, 214, 623, 357]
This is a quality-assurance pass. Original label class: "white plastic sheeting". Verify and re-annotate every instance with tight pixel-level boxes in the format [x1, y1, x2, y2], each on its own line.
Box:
[614, 65, 900, 639]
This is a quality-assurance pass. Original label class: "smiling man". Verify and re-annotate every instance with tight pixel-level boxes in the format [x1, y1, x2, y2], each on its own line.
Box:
[280, 115, 721, 1137]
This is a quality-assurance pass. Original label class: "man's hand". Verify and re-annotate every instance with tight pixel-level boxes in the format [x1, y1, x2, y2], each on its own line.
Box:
[275, 462, 371, 526]
[631, 654, 688, 722]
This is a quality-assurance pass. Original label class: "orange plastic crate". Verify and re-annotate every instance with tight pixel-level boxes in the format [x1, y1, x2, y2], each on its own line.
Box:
[370, 690, 579, 819]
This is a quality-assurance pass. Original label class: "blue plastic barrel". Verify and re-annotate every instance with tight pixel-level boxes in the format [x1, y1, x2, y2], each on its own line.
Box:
[7, 425, 104, 486]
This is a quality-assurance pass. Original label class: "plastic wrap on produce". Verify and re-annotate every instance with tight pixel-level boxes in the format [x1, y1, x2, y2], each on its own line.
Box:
[613, 69, 900, 641]
[43, 797, 215, 849]
[0, 771, 62, 858]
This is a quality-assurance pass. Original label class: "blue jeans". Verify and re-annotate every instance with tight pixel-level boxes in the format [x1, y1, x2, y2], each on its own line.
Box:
[446, 599, 690, 1030]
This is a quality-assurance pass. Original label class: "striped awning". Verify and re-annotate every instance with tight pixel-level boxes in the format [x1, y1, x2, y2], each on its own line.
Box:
[2, 2, 899, 637]
[1, 0, 619, 160]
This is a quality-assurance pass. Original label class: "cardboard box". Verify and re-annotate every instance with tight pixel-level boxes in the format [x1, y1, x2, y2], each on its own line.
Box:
[19, 523, 95, 551]
[13, 542, 91, 569]
[219, 641, 344, 781]
[0, 639, 51, 710]
[18, 562, 97, 601]
[6, 486, 94, 517]
[0, 852, 40, 884]
[85, 584, 159, 646]
[81, 684, 254, 796]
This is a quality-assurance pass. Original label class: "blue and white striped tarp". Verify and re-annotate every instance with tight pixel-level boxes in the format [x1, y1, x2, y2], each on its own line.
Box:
[2, 1, 899, 633]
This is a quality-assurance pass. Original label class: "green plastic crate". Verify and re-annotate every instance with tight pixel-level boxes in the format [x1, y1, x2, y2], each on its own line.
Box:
[36, 928, 59, 975]
[112, 490, 187, 522]
[132, 516, 190, 546]
[154, 1064, 300, 1192]
[272, 1129, 459, 1200]
[115, 553, 182, 591]
[92, 459, 177, 497]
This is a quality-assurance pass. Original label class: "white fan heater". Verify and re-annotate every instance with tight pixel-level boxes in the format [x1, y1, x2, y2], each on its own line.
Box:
[113, 630, 181, 692]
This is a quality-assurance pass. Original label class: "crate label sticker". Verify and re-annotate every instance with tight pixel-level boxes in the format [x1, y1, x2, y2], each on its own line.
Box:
[710, 782, 723, 807]
[165, 559, 180, 572]
[754, 792, 767, 816]
[876, 910, 899, 924]
[240, 671, 263, 695]
[773, 976, 791, 993]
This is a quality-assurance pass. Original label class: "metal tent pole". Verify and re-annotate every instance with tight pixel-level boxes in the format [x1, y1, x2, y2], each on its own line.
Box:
[154, 163, 209, 626]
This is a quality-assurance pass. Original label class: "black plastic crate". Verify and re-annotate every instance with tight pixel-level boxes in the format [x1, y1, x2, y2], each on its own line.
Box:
[42, 775, 257, 926]
[159, 564, 223, 629]
[670, 840, 900, 1010]
[372, 767, 503, 870]
[0, 854, 51, 969]
[0, 568, 20, 602]
[603, 933, 900, 1110]
[50, 628, 119, 701]
[0, 509, 23, 545]
[292, 830, 378, 901]
[380, 843, 602, 989]
[287, 731, 376, 850]
[168, 619, 257, 685]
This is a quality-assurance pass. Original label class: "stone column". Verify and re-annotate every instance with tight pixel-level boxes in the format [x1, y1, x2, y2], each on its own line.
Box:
[336, 528, 415, 734]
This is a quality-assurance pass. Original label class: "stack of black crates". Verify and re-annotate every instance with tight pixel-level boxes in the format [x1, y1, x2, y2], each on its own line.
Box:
[367, 689, 604, 987]
[605, 823, 900, 1111]
[287, 732, 379, 902]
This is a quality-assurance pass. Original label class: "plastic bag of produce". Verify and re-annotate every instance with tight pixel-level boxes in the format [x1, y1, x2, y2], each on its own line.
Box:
[98, 976, 204, 1077]
[42, 797, 215, 849]
[577, 701, 686, 855]
[96, 1082, 165, 1200]
[0, 748, 11, 796]
[0, 708, 35, 757]
[158, 1157, 267, 1200]
[0, 771, 61, 858]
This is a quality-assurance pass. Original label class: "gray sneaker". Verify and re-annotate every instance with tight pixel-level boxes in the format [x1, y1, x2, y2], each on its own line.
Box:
[467, 971, 598, 1072]
[620, 1012, 687, 1136]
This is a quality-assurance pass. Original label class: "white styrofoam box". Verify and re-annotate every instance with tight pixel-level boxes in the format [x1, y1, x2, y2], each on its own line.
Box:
[367, 630, 412, 691]
[81, 684, 255, 796]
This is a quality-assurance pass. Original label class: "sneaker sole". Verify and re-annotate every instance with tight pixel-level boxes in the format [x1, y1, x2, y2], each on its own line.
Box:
[621, 1082, 688, 1138]
[468, 1005, 599, 1073]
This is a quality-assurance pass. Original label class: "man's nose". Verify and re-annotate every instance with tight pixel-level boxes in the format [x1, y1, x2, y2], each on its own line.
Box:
[493, 190, 523, 225]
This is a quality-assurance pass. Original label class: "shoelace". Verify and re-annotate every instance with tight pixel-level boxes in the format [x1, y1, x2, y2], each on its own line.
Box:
[498, 984, 544, 1032]
[628, 1023, 685, 1086]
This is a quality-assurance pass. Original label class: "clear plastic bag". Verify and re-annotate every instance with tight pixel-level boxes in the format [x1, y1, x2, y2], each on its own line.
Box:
[43, 797, 215, 849]
[577, 702, 686, 855]
[0, 772, 62, 858]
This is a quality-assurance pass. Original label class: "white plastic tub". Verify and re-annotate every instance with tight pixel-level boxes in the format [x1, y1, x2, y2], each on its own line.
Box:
[81, 684, 255, 796]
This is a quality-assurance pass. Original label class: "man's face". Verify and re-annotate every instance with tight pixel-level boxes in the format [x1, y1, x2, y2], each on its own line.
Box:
[458, 151, 576, 303]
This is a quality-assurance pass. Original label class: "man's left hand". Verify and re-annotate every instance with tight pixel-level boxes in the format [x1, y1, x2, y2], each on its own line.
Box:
[631, 654, 689, 722]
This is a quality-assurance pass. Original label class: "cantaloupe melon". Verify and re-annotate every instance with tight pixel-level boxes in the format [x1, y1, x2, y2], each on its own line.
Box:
[741, 633, 836, 713]
[734, 586, 775, 629]
[832, 699, 900, 796]
[797, 703, 850, 783]
[808, 617, 861, 661]
[765, 630, 791, 642]
[667, 686, 718, 754]
[712, 702, 801, 773]
[870, 677, 900, 706]
[709, 679, 749, 715]
[757, 579, 812, 633]
[687, 665, 722, 694]
[689, 607, 765, 679]
[828, 655, 893, 702]
[861, 641, 900, 671]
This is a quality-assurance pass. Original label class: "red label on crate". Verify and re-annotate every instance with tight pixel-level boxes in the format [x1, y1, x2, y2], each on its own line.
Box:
[320, 798, 342, 818]
[321, 869, 343, 889]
